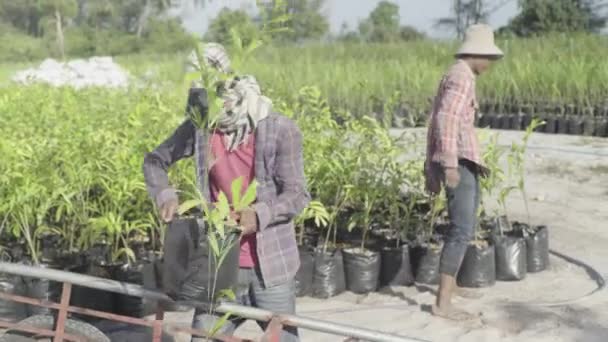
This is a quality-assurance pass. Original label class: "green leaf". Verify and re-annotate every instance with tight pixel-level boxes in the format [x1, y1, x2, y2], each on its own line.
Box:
[217, 288, 236, 301]
[178, 199, 201, 215]
[216, 192, 231, 218]
[239, 181, 257, 210]
[208, 233, 220, 258]
[209, 312, 232, 337]
[231, 177, 243, 210]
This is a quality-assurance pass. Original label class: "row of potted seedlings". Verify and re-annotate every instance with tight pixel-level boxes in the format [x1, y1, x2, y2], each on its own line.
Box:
[0, 234, 160, 323]
[381, 100, 608, 137]
[294, 215, 550, 298]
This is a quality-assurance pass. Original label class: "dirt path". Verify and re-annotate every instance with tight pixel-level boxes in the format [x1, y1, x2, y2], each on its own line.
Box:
[158, 130, 607, 342]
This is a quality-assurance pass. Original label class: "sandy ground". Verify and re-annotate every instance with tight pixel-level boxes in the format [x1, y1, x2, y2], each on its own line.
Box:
[147, 129, 608, 342]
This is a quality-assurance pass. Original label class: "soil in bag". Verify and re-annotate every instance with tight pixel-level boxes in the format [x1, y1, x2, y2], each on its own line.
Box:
[295, 246, 315, 297]
[457, 243, 496, 288]
[380, 244, 414, 287]
[114, 261, 158, 318]
[343, 248, 381, 294]
[24, 262, 63, 316]
[525, 225, 550, 273]
[494, 235, 527, 281]
[411, 243, 442, 285]
[312, 247, 346, 299]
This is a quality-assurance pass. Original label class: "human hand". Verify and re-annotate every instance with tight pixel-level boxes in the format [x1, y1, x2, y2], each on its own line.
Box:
[160, 198, 179, 223]
[235, 208, 258, 237]
[444, 167, 460, 189]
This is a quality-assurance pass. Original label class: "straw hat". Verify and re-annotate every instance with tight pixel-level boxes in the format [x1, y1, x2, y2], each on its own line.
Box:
[456, 24, 503, 58]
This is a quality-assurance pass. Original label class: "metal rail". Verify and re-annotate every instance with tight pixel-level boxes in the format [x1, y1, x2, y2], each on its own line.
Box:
[0, 262, 427, 342]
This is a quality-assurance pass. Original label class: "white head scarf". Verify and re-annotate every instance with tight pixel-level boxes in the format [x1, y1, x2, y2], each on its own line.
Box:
[216, 75, 272, 151]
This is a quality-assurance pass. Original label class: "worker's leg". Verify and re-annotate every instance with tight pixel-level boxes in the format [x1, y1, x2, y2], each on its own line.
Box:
[433, 161, 479, 321]
[250, 268, 299, 342]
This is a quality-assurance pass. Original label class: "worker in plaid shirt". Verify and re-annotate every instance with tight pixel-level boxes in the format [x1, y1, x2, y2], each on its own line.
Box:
[425, 24, 503, 321]
[144, 43, 309, 341]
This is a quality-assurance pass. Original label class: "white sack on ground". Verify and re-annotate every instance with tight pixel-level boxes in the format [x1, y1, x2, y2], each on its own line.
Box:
[12, 57, 130, 89]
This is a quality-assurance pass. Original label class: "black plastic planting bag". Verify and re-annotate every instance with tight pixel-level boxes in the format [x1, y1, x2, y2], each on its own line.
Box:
[526, 226, 550, 273]
[70, 263, 119, 322]
[163, 218, 240, 303]
[23, 263, 63, 316]
[0, 273, 27, 322]
[412, 244, 441, 285]
[312, 248, 346, 298]
[114, 262, 158, 318]
[380, 245, 414, 287]
[457, 244, 496, 288]
[494, 236, 527, 281]
[342, 248, 381, 294]
[295, 247, 315, 297]
[25, 277, 62, 316]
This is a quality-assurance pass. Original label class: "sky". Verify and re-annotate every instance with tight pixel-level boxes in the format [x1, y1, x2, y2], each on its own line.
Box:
[171, 0, 519, 39]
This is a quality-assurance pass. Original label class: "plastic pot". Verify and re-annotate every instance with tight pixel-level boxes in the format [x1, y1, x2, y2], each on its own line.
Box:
[567, 117, 583, 135]
[159, 217, 240, 304]
[177, 234, 240, 304]
[457, 243, 496, 288]
[478, 114, 490, 128]
[544, 117, 557, 134]
[557, 117, 569, 134]
[593, 119, 607, 137]
[582, 117, 595, 136]
[380, 244, 414, 287]
[411, 243, 442, 285]
[343, 248, 381, 294]
[114, 262, 158, 318]
[70, 262, 120, 322]
[24, 262, 64, 316]
[295, 246, 315, 297]
[489, 114, 501, 129]
[0, 272, 28, 322]
[494, 235, 527, 281]
[498, 115, 510, 129]
[521, 113, 533, 130]
[526, 226, 550, 273]
[509, 114, 523, 130]
[312, 247, 346, 299]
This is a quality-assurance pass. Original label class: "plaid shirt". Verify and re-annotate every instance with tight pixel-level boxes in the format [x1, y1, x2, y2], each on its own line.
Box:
[143, 113, 310, 288]
[426, 60, 483, 176]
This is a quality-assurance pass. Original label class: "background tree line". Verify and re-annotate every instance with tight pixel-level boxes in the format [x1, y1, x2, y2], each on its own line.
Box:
[0, 0, 606, 62]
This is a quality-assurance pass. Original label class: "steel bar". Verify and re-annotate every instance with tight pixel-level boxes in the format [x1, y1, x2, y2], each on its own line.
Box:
[54, 282, 72, 342]
[153, 309, 164, 342]
[0, 262, 170, 302]
[0, 291, 156, 328]
[0, 320, 84, 342]
[0, 262, 428, 342]
[215, 303, 424, 342]
[165, 324, 247, 342]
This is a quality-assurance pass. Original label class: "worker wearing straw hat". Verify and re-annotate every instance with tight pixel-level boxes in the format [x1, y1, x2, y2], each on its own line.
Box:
[425, 24, 503, 321]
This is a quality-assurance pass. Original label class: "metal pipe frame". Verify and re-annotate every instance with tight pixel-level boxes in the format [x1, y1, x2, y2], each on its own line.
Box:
[0, 262, 428, 342]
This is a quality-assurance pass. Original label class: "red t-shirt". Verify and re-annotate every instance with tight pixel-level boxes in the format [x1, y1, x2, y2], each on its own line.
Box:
[209, 132, 257, 268]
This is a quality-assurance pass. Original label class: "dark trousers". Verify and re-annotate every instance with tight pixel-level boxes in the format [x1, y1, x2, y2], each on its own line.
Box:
[439, 160, 480, 277]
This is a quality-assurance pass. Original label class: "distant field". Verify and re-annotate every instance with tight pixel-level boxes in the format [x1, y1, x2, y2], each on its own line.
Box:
[3, 33, 608, 118]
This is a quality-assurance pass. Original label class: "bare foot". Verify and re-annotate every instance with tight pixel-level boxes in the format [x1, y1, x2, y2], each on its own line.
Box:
[431, 304, 479, 321]
[456, 287, 483, 299]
